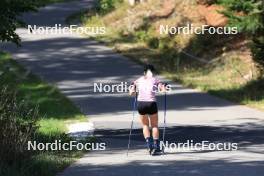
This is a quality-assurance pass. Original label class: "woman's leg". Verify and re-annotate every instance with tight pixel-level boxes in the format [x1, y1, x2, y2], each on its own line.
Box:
[139, 114, 150, 138]
[140, 114, 153, 153]
[150, 113, 161, 154]
[149, 113, 159, 139]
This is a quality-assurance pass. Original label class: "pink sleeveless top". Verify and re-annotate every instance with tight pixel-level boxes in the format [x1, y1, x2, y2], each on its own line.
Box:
[133, 76, 160, 102]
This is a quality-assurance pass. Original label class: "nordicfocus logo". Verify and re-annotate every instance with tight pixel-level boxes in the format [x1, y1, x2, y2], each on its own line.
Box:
[27, 140, 106, 151]
[160, 24, 238, 35]
[27, 24, 106, 35]
[161, 140, 238, 151]
[93, 82, 172, 93]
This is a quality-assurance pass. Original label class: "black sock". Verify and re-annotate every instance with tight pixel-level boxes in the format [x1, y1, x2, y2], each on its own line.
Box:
[145, 137, 152, 143]
[153, 139, 159, 145]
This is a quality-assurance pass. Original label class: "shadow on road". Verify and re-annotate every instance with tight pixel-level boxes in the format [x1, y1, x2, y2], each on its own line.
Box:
[61, 159, 264, 176]
[95, 121, 264, 152]
[2, 36, 240, 116]
[61, 121, 264, 176]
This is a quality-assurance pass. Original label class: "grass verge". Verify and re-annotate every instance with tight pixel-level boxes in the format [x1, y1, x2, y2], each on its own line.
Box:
[0, 51, 91, 176]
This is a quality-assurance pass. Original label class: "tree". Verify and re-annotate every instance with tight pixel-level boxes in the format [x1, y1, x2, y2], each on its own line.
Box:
[0, 0, 37, 45]
[251, 1, 264, 74]
[219, 0, 264, 75]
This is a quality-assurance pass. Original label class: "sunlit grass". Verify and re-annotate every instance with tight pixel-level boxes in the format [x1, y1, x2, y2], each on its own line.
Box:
[0, 52, 88, 176]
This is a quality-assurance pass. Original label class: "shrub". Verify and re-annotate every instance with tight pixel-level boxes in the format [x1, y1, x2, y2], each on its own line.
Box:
[0, 87, 39, 165]
[147, 37, 159, 49]
[96, 0, 123, 14]
[0, 0, 38, 45]
[135, 31, 149, 42]
[252, 33, 264, 75]
[219, 0, 264, 75]
[196, 0, 217, 5]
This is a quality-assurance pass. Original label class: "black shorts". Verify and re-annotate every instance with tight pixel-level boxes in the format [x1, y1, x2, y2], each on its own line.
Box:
[137, 101, 158, 115]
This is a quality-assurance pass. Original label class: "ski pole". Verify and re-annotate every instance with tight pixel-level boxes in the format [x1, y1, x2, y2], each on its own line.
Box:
[127, 92, 137, 156]
[162, 88, 167, 153]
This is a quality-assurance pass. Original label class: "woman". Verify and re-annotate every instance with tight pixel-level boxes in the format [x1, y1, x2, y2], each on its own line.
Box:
[129, 64, 166, 155]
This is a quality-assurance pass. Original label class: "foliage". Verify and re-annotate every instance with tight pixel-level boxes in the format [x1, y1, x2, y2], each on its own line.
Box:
[95, 0, 123, 14]
[0, 87, 39, 165]
[0, 0, 71, 45]
[218, 0, 263, 33]
[196, 0, 217, 5]
[252, 32, 264, 73]
[219, 0, 264, 73]
[135, 30, 149, 42]
[0, 52, 88, 176]
[0, 0, 38, 45]
[147, 37, 159, 49]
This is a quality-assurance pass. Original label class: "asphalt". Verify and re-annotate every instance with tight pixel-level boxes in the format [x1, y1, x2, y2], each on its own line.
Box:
[1, 0, 264, 175]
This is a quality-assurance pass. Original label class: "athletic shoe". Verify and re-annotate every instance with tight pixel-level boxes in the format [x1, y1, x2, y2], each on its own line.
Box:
[146, 137, 153, 155]
[147, 145, 153, 155]
[151, 141, 162, 156]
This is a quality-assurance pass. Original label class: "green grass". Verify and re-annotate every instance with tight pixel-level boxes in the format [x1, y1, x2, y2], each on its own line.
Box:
[163, 57, 264, 111]
[0, 52, 86, 129]
[0, 152, 83, 176]
[0, 52, 89, 176]
[73, 0, 264, 111]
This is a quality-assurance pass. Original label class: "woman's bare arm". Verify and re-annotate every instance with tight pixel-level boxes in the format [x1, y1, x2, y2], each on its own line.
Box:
[158, 83, 167, 93]
[129, 85, 136, 96]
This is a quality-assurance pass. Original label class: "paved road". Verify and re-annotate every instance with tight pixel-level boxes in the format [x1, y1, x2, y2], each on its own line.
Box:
[1, 0, 264, 175]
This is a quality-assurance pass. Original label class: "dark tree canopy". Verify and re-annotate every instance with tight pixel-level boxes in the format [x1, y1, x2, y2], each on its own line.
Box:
[219, 0, 264, 73]
[0, 0, 37, 45]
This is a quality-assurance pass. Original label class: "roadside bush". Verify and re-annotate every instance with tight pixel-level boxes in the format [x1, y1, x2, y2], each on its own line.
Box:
[0, 0, 38, 45]
[0, 87, 39, 165]
[147, 37, 159, 49]
[135, 31, 149, 42]
[158, 37, 173, 50]
[160, 48, 180, 71]
[196, 0, 217, 5]
[252, 34, 264, 75]
[219, 0, 264, 74]
[96, 0, 123, 14]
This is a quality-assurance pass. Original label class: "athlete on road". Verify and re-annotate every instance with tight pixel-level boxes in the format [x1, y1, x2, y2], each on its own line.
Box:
[129, 64, 166, 155]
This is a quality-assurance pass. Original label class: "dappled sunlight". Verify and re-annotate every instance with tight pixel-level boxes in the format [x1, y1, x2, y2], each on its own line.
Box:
[1, 0, 264, 175]
[61, 121, 264, 176]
